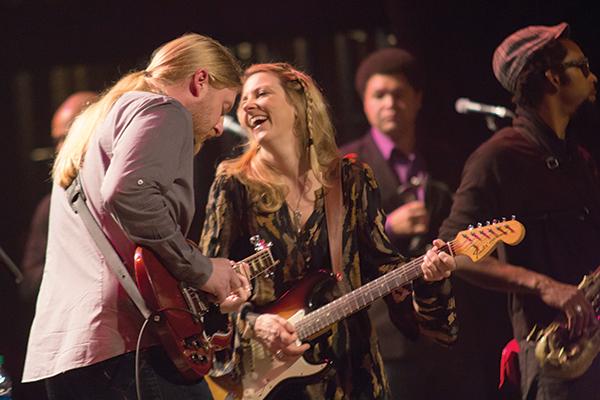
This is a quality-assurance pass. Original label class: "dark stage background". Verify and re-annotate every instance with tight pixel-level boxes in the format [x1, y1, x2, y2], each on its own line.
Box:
[0, 1, 598, 399]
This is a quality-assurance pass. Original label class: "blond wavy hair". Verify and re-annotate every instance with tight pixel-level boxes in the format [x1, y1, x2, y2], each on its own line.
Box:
[53, 33, 241, 188]
[217, 63, 340, 213]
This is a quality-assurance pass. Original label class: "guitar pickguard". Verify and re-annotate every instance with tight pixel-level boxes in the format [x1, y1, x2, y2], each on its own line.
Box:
[240, 309, 329, 400]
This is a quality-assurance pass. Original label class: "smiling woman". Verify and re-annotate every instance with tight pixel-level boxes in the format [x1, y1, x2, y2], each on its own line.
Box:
[238, 71, 297, 148]
[199, 63, 458, 400]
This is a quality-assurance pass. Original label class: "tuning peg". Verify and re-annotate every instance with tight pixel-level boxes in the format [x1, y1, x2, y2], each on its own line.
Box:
[486, 221, 491, 226]
[511, 215, 516, 220]
[250, 235, 267, 251]
[502, 217, 507, 222]
[477, 222, 483, 228]
[492, 218, 498, 224]
[468, 224, 474, 230]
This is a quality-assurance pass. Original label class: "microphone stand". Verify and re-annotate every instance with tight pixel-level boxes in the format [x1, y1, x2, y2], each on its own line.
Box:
[485, 115, 499, 132]
[0, 245, 23, 284]
[485, 109, 515, 132]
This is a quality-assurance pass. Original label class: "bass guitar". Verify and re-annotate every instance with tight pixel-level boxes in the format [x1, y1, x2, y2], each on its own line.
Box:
[134, 236, 278, 382]
[208, 219, 525, 399]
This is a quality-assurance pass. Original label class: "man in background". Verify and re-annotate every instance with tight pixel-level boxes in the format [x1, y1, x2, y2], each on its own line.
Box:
[341, 48, 456, 400]
[20, 91, 98, 304]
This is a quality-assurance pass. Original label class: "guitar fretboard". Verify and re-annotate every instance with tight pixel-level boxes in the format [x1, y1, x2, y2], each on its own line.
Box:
[294, 242, 454, 340]
[235, 248, 277, 280]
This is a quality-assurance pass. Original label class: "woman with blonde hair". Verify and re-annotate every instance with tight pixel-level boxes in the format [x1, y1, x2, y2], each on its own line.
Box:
[201, 63, 458, 399]
[23, 33, 249, 400]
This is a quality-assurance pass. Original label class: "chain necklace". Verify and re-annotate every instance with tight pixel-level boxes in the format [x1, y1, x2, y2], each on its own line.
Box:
[291, 174, 311, 234]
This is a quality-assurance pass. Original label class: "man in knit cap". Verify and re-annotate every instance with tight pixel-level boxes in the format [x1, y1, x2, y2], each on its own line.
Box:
[440, 23, 599, 399]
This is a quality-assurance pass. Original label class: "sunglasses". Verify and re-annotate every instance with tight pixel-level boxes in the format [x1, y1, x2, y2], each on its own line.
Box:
[561, 58, 591, 78]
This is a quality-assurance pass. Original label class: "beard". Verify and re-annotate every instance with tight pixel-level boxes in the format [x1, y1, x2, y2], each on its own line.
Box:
[190, 108, 219, 154]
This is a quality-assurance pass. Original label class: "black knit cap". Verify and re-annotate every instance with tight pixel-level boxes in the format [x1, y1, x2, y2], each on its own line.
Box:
[355, 47, 422, 97]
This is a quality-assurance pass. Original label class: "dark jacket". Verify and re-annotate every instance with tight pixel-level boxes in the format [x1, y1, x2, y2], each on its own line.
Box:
[341, 133, 453, 257]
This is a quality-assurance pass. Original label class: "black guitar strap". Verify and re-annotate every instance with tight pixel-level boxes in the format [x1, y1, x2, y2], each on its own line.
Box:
[65, 175, 152, 319]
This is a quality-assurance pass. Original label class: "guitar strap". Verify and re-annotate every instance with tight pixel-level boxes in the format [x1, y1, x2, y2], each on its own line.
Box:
[65, 175, 152, 319]
[324, 160, 351, 294]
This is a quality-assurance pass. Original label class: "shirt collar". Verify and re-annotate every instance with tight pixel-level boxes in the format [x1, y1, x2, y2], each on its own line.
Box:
[514, 106, 576, 157]
[370, 128, 417, 162]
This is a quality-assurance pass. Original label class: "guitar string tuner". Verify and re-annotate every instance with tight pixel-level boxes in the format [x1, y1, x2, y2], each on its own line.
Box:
[502, 217, 507, 222]
[250, 235, 266, 251]
[511, 215, 516, 220]
[492, 219, 498, 224]
[468, 224, 474, 230]
[477, 222, 483, 228]
[486, 221, 491, 226]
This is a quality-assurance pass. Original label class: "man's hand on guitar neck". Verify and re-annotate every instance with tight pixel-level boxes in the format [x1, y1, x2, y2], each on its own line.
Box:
[201, 258, 250, 308]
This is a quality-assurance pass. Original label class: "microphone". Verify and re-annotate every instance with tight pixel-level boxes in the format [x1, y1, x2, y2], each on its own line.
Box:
[223, 115, 247, 138]
[455, 98, 515, 119]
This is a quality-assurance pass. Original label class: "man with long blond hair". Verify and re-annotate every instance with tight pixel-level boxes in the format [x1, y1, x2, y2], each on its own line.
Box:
[22, 33, 249, 400]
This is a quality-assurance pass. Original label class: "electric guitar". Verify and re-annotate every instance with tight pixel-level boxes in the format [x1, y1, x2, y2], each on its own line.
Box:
[207, 219, 526, 399]
[134, 236, 279, 382]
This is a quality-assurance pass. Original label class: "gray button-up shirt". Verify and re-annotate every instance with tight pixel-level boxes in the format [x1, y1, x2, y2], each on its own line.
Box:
[24, 91, 212, 381]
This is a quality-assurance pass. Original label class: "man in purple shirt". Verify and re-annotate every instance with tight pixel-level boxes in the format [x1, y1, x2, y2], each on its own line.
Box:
[341, 48, 456, 400]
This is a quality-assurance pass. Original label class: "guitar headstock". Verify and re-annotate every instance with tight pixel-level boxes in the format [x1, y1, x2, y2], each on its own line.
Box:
[233, 236, 279, 281]
[452, 218, 525, 262]
[250, 235, 271, 251]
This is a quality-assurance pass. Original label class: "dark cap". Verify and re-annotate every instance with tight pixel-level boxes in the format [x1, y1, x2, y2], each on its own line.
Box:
[355, 47, 421, 97]
[492, 22, 569, 93]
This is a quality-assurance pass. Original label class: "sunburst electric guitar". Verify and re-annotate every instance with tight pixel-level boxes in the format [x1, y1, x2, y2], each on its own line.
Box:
[134, 236, 279, 382]
[207, 219, 525, 400]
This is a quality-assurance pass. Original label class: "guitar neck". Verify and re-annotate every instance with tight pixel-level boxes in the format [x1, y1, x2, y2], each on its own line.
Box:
[233, 248, 277, 281]
[295, 242, 454, 340]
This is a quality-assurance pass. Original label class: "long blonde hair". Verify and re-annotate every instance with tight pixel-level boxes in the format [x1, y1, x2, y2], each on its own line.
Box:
[53, 33, 241, 188]
[217, 63, 340, 212]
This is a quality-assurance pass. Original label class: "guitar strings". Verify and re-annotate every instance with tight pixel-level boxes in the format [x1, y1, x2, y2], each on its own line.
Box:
[233, 250, 277, 281]
[225, 224, 517, 381]
[296, 222, 517, 338]
[295, 241, 455, 339]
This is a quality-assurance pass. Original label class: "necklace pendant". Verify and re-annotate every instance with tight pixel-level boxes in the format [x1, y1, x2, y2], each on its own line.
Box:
[293, 209, 302, 234]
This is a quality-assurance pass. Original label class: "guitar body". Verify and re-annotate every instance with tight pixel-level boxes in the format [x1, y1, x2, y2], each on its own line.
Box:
[209, 270, 336, 400]
[134, 247, 215, 381]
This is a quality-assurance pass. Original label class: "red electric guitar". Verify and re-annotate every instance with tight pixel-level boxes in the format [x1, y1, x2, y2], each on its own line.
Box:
[134, 236, 278, 382]
[207, 219, 526, 400]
